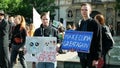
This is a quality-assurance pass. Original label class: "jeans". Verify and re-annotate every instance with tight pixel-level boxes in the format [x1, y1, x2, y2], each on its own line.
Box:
[36, 62, 56, 68]
[10, 45, 27, 68]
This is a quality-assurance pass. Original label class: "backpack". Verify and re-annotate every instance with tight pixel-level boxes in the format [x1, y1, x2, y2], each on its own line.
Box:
[102, 25, 115, 52]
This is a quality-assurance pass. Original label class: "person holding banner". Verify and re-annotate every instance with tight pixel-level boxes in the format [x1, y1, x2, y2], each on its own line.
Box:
[34, 12, 58, 68]
[76, 3, 102, 68]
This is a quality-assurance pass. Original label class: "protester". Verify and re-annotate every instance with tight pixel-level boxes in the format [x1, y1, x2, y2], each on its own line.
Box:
[8, 16, 15, 23]
[0, 10, 10, 68]
[28, 23, 35, 37]
[57, 26, 66, 54]
[95, 14, 114, 68]
[10, 15, 27, 68]
[66, 24, 72, 30]
[8, 16, 16, 51]
[27, 23, 36, 68]
[76, 3, 102, 68]
[34, 12, 58, 68]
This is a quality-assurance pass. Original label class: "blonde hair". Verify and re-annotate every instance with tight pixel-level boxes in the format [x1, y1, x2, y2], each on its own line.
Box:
[28, 23, 35, 36]
[16, 15, 26, 30]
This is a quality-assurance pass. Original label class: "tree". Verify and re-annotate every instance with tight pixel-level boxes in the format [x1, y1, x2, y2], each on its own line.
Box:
[23, 0, 58, 20]
[0, 0, 22, 14]
[0, 0, 58, 22]
[115, 0, 120, 10]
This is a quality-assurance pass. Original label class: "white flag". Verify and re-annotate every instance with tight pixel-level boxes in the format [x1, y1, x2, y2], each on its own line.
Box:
[33, 7, 42, 29]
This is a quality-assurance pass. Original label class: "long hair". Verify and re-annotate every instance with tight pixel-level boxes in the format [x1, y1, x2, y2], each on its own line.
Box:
[16, 15, 26, 30]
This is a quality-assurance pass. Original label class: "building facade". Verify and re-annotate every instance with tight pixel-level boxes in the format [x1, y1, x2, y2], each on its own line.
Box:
[54, 0, 120, 35]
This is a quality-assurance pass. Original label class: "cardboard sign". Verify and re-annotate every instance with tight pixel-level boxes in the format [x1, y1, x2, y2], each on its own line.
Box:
[61, 30, 93, 53]
[24, 37, 57, 62]
[52, 20, 60, 28]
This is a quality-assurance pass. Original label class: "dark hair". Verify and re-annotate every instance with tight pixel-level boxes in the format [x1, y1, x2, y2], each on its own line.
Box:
[40, 12, 49, 19]
[58, 26, 65, 32]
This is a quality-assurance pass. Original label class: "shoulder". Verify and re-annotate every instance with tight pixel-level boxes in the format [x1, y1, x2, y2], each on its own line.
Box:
[1, 19, 8, 25]
[88, 18, 99, 27]
[35, 27, 41, 31]
[89, 18, 97, 24]
[50, 26, 57, 31]
[103, 25, 110, 32]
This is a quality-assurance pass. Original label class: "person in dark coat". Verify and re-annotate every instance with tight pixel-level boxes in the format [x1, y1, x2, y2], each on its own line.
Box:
[94, 14, 114, 68]
[0, 10, 10, 68]
[8, 16, 16, 51]
[76, 3, 102, 68]
[10, 15, 27, 68]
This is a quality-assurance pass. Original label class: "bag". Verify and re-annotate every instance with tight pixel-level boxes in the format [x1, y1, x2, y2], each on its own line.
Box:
[14, 37, 23, 44]
[105, 32, 114, 49]
[13, 31, 23, 44]
[96, 57, 104, 68]
[102, 26, 115, 51]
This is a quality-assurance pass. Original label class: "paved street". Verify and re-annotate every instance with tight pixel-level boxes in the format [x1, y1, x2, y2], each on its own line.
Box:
[14, 62, 32, 68]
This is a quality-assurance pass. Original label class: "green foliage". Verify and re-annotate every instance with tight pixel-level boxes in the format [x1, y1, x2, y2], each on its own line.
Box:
[26, 0, 58, 20]
[28, 0, 58, 20]
[115, 0, 120, 10]
[0, 0, 58, 21]
[0, 0, 9, 9]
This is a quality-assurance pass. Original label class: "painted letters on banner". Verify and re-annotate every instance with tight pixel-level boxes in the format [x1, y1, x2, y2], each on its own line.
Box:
[61, 30, 93, 53]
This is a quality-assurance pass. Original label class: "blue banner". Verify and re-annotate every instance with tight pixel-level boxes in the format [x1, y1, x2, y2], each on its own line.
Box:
[61, 30, 93, 53]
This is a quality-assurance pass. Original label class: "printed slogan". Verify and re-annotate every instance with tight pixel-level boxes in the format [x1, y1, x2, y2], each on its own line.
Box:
[61, 30, 93, 53]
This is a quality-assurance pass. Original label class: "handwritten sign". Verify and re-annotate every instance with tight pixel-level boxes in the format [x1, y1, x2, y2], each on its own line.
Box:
[24, 37, 57, 62]
[61, 30, 93, 53]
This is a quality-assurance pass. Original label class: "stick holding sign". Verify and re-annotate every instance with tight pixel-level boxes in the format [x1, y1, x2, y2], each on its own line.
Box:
[61, 30, 93, 53]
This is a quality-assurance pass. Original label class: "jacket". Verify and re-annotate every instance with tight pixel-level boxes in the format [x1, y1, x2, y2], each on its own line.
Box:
[0, 19, 9, 47]
[76, 18, 102, 60]
[10, 24, 27, 48]
[34, 24, 58, 37]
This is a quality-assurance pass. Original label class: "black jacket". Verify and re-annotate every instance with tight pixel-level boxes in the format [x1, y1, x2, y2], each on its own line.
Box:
[34, 24, 58, 37]
[10, 24, 27, 47]
[0, 19, 10, 67]
[76, 18, 102, 60]
[0, 19, 9, 47]
[102, 25, 113, 55]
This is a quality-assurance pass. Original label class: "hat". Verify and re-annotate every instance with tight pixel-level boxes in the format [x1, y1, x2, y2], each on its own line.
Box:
[0, 10, 4, 15]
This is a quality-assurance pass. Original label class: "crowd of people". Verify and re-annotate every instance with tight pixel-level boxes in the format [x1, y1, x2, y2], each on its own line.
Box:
[0, 2, 115, 68]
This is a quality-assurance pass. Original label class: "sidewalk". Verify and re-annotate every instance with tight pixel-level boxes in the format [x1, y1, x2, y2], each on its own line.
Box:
[14, 62, 32, 68]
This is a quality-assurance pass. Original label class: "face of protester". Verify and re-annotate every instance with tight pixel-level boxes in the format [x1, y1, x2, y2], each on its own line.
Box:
[0, 14, 4, 20]
[81, 5, 91, 19]
[9, 17, 14, 23]
[14, 16, 21, 25]
[41, 14, 50, 27]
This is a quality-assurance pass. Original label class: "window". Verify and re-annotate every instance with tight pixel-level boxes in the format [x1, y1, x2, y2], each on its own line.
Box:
[72, 0, 91, 4]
